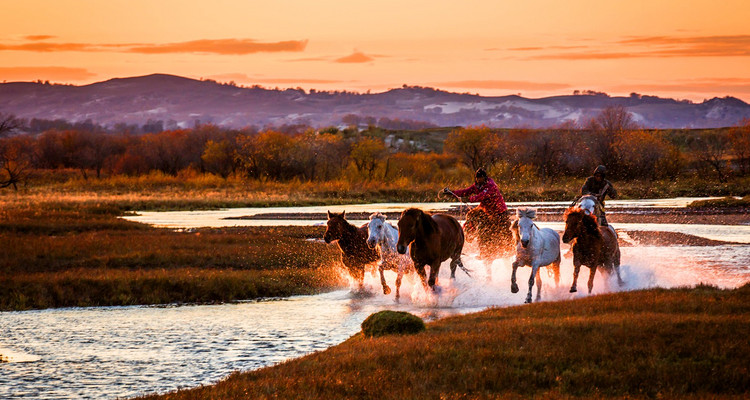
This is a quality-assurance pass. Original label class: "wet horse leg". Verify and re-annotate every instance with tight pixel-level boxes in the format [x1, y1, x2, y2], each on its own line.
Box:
[570, 261, 581, 293]
[526, 264, 540, 303]
[395, 269, 403, 302]
[511, 260, 520, 293]
[535, 266, 543, 302]
[414, 262, 429, 291]
[587, 264, 598, 294]
[428, 262, 441, 289]
[378, 262, 391, 295]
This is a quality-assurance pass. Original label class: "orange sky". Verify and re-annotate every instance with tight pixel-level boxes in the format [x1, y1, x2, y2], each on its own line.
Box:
[1, 0, 749, 102]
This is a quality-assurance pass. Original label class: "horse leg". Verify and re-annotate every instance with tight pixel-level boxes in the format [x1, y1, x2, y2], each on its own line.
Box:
[378, 262, 391, 296]
[526, 264, 540, 303]
[414, 263, 429, 291]
[511, 260, 520, 293]
[484, 258, 493, 282]
[614, 249, 624, 287]
[428, 262, 440, 289]
[535, 266, 543, 302]
[587, 265, 598, 294]
[395, 270, 403, 302]
[570, 262, 581, 293]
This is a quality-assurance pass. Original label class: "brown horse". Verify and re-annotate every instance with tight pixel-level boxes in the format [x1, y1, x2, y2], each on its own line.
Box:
[396, 208, 467, 292]
[324, 210, 379, 291]
[464, 207, 514, 280]
[562, 208, 624, 294]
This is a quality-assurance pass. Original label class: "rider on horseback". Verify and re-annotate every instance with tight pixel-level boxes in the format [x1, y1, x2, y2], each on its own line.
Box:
[443, 168, 510, 236]
[444, 168, 508, 217]
[580, 165, 617, 226]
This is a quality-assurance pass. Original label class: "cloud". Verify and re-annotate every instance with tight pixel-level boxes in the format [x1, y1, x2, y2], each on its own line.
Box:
[526, 35, 750, 60]
[0, 38, 308, 55]
[335, 51, 374, 63]
[0, 66, 96, 81]
[129, 39, 308, 55]
[24, 35, 56, 41]
[432, 79, 571, 91]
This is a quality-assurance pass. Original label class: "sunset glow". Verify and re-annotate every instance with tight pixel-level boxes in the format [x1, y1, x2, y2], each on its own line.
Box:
[1, 0, 749, 101]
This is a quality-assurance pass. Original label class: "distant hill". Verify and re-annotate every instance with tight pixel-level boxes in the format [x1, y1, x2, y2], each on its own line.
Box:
[1, 73, 749, 129]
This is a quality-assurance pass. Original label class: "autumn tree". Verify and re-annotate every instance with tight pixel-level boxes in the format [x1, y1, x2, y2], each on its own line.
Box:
[728, 119, 750, 175]
[201, 139, 237, 178]
[614, 130, 682, 180]
[350, 137, 387, 180]
[444, 126, 502, 171]
[587, 106, 639, 176]
[688, 131, 730, 183]
[0, 114, 30, 189]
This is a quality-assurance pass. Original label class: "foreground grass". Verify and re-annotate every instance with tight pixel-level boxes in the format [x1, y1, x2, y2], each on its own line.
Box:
[138, 285, 750, 400]
[0, 201, 343, 311]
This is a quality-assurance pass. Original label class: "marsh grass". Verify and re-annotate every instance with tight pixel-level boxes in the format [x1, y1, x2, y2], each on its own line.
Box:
[137, 285, 750, 400]
[688, 195, 750, 208]
[0, 201, 343, 310]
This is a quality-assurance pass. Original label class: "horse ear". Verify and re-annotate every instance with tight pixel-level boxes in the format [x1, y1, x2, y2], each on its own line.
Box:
[327, 210, 332, 219]
[342, 210, 346, 219]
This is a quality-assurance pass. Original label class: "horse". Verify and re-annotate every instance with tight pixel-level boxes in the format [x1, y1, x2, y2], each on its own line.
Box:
[396, 208, 468, 292]
[562, 208, 624, 294]
[366, 212, 412, 301]
[464, 207, 514, 280]
[510, 208, 561, 303]
[324, 210, 380, 291]
[574, 194, 612, 228]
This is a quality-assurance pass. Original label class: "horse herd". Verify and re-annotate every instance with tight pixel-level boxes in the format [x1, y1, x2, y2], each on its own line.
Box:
[324, 198, 624, 304]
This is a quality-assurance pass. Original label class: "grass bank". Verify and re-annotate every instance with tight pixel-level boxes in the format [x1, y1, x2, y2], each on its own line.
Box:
[0, 201, 343, 311]
[137, 284, 750, 400]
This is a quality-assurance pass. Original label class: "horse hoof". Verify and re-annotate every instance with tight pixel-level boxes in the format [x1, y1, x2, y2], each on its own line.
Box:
[383, 286, 391, 295]
[432, 285, 443, 294]
[524, 298, 532, 304]
[511, 283, 519, 293]
[569, 287, 577, 293]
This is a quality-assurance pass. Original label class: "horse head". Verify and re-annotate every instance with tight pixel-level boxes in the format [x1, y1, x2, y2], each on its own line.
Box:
[562, 208, 600, 243]
[367, 212, 387, 248]
[515, 207, 537, 248]
[397, 208, 436, 254]
[324, 210, 348, 244]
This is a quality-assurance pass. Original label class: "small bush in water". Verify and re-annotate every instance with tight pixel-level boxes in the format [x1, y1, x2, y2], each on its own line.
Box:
[361, 310, 425, 337]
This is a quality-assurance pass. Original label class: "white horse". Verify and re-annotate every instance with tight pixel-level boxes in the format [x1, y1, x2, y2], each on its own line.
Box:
[367, 212, 412, 301]
[510, 208, 561, 303]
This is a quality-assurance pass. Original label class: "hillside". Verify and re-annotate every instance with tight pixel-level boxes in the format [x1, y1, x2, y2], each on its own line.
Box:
[2, 74, 749, 129]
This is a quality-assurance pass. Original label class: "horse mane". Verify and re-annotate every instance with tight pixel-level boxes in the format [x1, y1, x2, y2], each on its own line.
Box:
[516, 207, 537, 219]
[369, 212, 386, 221]
[403, 208, 438, 236]
[564, 207, 602, 238]
[510, 219, 519, 241]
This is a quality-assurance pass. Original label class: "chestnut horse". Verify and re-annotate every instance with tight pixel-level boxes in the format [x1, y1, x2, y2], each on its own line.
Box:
[324, 210, 379, 291]
[396, 208, 468, 292]
[562, 208, 624, 294]
[464, 207, 514, 280]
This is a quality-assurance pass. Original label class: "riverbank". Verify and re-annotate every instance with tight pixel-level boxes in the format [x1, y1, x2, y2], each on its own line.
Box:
[135, 284, 750, 400]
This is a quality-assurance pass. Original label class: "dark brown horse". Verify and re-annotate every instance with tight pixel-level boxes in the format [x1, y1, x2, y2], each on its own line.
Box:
[324, 210, 379, 290]
[562, 208, 624, 294]
[396, 208, 467, 292]
[464, 207, 514, 280]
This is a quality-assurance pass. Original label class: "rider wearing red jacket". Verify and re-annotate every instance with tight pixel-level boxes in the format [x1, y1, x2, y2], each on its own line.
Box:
[446, 168, 508, 216]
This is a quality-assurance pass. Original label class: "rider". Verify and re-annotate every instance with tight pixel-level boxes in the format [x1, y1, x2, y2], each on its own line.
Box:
[580, 165, 617, 226]
[445, 168, 508, 217]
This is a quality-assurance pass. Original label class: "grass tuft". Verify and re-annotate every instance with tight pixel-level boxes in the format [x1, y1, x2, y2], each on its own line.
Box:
[361, 310, 426, 337]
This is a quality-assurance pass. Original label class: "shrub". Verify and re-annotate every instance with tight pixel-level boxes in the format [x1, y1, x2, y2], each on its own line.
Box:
[361, 310, 425, 337]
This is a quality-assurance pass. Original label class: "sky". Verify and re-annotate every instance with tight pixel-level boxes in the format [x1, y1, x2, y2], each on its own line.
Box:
[1, 0, 749, 102]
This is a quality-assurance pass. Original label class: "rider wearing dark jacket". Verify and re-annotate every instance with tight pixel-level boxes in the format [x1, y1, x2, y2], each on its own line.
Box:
[580, 165, 617, 225]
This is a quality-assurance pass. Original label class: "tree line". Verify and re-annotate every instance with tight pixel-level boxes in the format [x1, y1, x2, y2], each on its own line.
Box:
[0, 107, 749, 189]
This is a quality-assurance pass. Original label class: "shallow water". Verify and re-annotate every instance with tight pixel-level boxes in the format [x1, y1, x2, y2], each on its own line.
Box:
[3, 198, 749, 399]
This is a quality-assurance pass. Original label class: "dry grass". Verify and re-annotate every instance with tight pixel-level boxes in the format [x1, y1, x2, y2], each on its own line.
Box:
[137, 284, 750, 400]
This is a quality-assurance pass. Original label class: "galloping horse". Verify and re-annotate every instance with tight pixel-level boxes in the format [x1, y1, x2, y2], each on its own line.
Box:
[324, 211, 379, 291]
[367, 212, 412, 301]
[464, 207, 514, 280]
[396, 208, 467, 292]
[510, 208, 561, 303]
[562, 208, 624, 294]
[575, 194, 607, 227]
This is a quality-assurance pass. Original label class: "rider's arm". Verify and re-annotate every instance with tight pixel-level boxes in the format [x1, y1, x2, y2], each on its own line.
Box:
[452, 184, 478, 197]
[581, 177, 594, 196]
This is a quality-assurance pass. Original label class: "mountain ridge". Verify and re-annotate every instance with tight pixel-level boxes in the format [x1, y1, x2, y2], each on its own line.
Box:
[1, 73, 749, 129]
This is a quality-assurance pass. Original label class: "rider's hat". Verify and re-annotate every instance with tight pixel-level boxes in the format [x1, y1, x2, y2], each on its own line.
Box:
[475, 168, 488, 179]
[593, 165, 607, 177]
